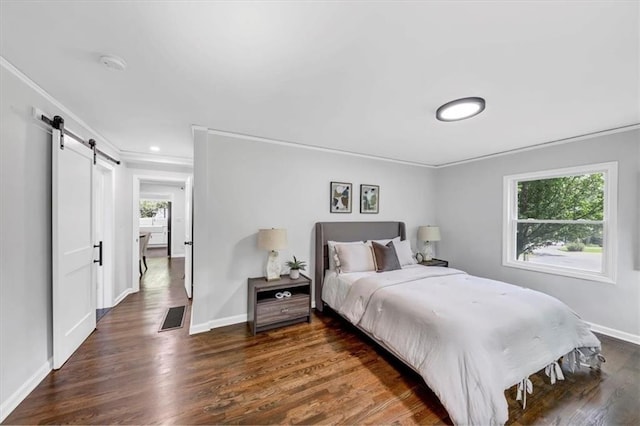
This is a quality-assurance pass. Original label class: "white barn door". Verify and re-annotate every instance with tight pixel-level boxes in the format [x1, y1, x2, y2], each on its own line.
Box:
[52, 128, 97, 369]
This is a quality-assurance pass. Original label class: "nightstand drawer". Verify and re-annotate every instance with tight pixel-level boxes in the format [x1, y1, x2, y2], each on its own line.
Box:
[256, 294, 309, 326]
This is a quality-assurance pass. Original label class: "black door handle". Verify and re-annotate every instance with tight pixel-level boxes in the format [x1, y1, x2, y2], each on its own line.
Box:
[184, 241, 193, 246]
[94, 241, 103, 266]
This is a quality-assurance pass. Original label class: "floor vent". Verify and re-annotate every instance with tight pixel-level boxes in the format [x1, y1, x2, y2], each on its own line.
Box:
[159, 306, 186, 332]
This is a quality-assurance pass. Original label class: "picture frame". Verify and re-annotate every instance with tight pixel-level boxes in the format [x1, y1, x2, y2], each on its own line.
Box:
[360, 184, 379, 214]
[330, 182, 352, 213]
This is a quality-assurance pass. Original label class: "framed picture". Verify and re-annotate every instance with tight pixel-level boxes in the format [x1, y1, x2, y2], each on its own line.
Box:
[330, 182, 352, 213]
[360, 184, 379, 214]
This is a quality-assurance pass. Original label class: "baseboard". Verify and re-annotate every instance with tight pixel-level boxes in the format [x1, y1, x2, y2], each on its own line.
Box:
[189, 321, 211, 335]
[0, 358, 52, 422]
[209, 314, 248, 329]
[113, 288, 134, 306]
[189, 314, 248, 335]
[189, 305, 319, 335]
[587, 321, 640, 345]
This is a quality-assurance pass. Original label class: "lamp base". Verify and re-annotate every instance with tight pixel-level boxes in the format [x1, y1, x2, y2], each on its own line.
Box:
[422, 242, 434, 261]
[265, 250, 281, 281]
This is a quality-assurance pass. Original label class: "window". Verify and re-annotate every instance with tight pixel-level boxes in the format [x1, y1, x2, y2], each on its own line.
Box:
[140, 200, 169, 219]
[503, 162, 617, 283]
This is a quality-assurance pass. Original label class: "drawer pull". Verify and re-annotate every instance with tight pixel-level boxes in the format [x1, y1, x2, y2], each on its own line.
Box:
[281, 308, 289, 313]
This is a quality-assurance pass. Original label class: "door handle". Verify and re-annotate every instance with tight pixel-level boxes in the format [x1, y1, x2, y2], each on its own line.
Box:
[94, 241, 103, 266]
[184, 241, 193, 246]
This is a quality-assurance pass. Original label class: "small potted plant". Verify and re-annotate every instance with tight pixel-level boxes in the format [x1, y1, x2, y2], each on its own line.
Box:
[286, 256, 307, 279]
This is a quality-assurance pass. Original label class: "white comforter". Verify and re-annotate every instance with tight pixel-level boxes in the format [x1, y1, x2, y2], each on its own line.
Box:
[333, 267, 601, 425]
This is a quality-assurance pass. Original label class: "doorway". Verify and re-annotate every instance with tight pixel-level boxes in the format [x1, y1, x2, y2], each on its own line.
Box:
[140, 199, 171, 260]
[132, 175, 193, 299]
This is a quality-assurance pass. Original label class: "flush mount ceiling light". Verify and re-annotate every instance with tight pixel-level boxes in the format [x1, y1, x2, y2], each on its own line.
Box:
[149, 146, 160, 152]
[99, 54, 127, 71]
[436, 97, 486, 122]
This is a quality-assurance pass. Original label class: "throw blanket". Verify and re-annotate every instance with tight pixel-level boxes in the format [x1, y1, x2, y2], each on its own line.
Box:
[336, 267, 601, 425]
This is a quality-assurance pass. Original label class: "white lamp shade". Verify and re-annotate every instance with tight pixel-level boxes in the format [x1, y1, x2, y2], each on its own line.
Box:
[258, 228, 288, 251]
[418, 226, 441, 242]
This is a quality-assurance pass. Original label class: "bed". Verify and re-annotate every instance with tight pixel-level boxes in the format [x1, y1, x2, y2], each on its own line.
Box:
[314, 221, 603, 425]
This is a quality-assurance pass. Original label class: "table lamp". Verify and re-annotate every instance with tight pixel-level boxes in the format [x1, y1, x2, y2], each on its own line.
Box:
[418, 226, 441, 261]
[258, 228, 288, 281]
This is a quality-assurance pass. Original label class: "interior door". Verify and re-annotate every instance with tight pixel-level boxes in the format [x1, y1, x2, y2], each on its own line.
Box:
[96, 163, 115, 309]
[52, 129, 97, 369]
[184, 176, 193, 298]
[94, 167, 105, 309]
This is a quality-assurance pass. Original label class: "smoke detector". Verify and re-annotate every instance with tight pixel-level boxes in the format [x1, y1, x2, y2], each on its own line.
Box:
[99, 55, 127, 71]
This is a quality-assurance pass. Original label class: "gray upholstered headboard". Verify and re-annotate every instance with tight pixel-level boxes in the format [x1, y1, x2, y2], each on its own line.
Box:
[314, 221, 406, 312]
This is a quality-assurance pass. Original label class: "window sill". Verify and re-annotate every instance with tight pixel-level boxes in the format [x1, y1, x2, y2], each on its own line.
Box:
[502, 260, 615, 284]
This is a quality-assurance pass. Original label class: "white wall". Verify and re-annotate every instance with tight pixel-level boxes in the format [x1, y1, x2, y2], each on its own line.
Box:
[435, 129, 640, 339]
[140, 182, 186, 257]
[0, 65, 128, 419]
[191, 130, 436, 330]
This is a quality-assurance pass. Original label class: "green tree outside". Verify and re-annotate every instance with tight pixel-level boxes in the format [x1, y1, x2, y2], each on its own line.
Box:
[516, 173, 604, 260]
[140, 200, 169, 218]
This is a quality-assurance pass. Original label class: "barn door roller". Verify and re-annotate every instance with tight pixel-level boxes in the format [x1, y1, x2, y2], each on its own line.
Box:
[40, 114, 120, 165]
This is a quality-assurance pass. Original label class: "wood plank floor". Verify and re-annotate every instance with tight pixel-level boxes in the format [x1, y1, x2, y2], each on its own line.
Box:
[4, 257, 639, 425]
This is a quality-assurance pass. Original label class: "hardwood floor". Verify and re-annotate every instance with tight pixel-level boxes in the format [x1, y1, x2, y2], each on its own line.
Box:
[4, 259, 639, 425]
[145, 246, 168, 258]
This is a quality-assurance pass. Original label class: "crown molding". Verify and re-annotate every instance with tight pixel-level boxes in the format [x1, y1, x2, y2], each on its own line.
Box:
[120, 151, 193, 167]
[435, 123, 640, 168]
[191, 124, 208, 138]
[6, 52, 631, 170]
[195, 125, 434, 168]
[0, 55, 122, 157]
[194, 123, 640, 170]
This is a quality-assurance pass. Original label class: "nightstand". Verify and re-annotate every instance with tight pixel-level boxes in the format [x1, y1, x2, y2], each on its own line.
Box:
[247, 274, 312, 335]
[420, 258, 449, 267]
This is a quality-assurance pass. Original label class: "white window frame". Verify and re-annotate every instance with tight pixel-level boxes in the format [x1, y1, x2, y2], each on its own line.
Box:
[503, 162, 618, 283]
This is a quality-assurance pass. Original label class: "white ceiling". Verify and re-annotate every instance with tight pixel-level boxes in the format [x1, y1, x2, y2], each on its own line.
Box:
[1, 1, 638, 166]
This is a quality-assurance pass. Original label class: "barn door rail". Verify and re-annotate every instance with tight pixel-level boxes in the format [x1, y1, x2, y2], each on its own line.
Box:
[40, 114, 120, 165]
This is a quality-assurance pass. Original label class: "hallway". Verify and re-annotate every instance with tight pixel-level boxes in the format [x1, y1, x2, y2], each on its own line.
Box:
[4, 257, 192, 424]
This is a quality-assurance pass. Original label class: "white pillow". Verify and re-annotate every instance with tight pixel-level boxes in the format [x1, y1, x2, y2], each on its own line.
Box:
[334, 243, 376, 273]
[393, 239, 418, 266]
[327, 240, 362, 270]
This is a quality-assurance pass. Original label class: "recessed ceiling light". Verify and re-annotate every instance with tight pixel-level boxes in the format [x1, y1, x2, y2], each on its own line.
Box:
[99, 55, 127, 71]
[149, 146, 160, 152]
[436, 97, 486, 122]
